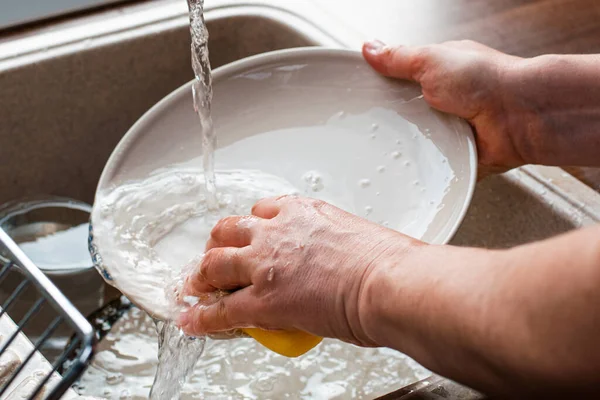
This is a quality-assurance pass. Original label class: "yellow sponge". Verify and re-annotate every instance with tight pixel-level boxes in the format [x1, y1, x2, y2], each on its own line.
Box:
[242, 328, 322, 358]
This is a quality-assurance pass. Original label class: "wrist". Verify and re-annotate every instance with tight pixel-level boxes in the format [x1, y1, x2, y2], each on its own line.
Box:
[497, 57, 547, 167]
[360, 243, 512, 388]
[503, 54, 600, 167]
[357, 239, 432, 350]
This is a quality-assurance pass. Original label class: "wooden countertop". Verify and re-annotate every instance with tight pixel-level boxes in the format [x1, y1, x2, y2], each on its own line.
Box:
[317, 0, 600, 193]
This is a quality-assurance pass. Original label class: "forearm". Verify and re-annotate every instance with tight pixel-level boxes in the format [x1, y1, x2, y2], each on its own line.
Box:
[361, 225, 600, 398]
[506, 54, 600, 167]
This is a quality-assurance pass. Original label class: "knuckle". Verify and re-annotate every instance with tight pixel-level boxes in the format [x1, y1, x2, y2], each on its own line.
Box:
[201, 248, 221, 277]
[211, 216, 235, 236]
[443, 39, 463, 47]
[190, 308, 207, 335]
[310, 198, 326, 208]
[211, 219, 226, 237]
[250, 201, 261, 214]
[414, 45, 433, 61]
[409, 47, 432, 80]
[275, 194, 293, 203]
[216, 300, 229, 325]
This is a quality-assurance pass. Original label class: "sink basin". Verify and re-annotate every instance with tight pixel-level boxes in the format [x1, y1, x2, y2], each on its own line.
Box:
[0, 2, 599, 399]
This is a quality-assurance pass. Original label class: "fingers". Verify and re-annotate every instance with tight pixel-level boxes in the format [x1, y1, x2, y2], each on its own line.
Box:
[362, 40, 425, 81]
[184, 247, 256, 294]
[178, 287, 262, 335]
[251, 195, 290, 219]
[207, 215, 258, 250]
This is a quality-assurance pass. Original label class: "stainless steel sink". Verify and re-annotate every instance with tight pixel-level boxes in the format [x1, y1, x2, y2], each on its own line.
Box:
[0, 1, 599, 399]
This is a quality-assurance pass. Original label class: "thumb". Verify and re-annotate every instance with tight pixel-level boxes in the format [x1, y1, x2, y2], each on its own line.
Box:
[362, 40, 423, 82]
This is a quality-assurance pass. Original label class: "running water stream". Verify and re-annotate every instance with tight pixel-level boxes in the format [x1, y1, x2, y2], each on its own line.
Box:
[149, 1, 215, 398]
[188, 0, 218, 208]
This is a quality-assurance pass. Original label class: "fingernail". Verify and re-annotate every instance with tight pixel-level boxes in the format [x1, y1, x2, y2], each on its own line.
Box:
[364, 39, 386, 56]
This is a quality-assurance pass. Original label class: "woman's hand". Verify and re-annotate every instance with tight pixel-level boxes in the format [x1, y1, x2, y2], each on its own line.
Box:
[363, 39, 524, 177]
[178, 195, 423, 346]
[363, 40, 600, 173]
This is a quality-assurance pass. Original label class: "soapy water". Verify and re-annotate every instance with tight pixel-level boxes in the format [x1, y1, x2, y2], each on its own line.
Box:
[75, 307, 430, 399]
[91, 169, 299, 322]
[91, 169, 301, 399]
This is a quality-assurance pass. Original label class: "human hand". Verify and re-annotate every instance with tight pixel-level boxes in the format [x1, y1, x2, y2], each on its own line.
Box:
[178, 195, 422, 346]
[363, 40, 525, 178]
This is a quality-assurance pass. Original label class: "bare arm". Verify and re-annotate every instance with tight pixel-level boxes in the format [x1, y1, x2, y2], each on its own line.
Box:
[504, 54, 600, 167]
[362, 224, 600, 399]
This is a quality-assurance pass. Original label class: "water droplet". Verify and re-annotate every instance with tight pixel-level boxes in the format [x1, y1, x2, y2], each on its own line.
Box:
[391, 151, 401, 159]
[395, 139, 401, 145]
[404, 161, 411, 167]
[370, 134, 377, 139]
[358, 179, 371, 188]
[120, 389, 132, 399]
[376, 191, 381, 196]
[106, 372, 124, 385]
[429, 200, 435, 205]
[370, 123, 379, 132]
[266, 267, 275, 282]
[365, 206, 373, 215]
[180, 174, 196, 185]
[335, 111, 347, 119]
[376, 165, 386, 173]
[255, 375, 276, 392]
[441, 159, 447, 164]
[413, 180, 420, 186]
[382, 221, 389, 227]
[302, 170, 325, 192]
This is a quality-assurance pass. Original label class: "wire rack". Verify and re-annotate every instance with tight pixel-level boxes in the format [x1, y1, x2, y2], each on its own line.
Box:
[0, 227, 95, 400]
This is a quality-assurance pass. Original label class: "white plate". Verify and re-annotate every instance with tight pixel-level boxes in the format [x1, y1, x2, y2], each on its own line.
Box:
[92, 47, 477, 317]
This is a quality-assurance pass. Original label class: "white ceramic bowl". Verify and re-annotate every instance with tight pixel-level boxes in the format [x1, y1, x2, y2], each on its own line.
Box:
[96, 47, 477, 246]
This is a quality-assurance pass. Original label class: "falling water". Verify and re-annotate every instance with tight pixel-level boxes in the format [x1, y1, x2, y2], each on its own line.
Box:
[148, 1, 215, 398]
[188, 0, 217, 208]
[148, 321, 206, 400]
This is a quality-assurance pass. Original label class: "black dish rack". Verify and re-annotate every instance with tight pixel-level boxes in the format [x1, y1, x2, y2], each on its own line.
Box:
[0, 227, 95, 399]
